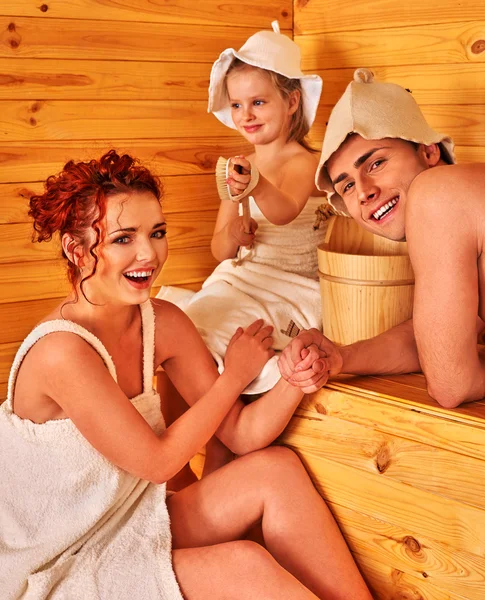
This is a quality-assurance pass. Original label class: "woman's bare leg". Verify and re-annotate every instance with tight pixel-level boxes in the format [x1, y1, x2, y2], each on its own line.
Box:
[173, 541, 319, 600]
[168, 446, 372, 600]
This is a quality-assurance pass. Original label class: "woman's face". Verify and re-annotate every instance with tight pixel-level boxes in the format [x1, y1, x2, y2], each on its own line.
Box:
[82, 190, 168, 306]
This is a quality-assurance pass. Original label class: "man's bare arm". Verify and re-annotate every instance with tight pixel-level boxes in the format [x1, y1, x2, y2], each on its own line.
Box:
[406, 166, 485, 408]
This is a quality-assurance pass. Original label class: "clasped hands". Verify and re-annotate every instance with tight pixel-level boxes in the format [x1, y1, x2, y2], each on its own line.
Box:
[278, 329, 343, 393]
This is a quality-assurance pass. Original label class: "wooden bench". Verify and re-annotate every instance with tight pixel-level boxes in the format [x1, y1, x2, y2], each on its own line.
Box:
[278, 373, 485, 600]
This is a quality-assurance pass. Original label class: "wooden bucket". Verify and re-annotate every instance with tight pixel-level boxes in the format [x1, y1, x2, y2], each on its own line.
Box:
[318, 216, 414, 345]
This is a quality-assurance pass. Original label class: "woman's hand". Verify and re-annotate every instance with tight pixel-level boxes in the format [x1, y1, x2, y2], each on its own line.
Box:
[225, 319, 275, 388]
[227, 156, 252, 197]
[228, 216, 258, 248]
[278, 329, 343, 394]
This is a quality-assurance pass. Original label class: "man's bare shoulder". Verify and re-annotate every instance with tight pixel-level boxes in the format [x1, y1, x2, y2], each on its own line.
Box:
[406, 163, 485, 256]
[410, 163, 485, 203]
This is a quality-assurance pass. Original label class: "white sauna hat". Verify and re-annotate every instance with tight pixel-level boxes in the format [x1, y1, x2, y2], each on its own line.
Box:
[316, 68, 456, 214]
[208, 21, 323, 130]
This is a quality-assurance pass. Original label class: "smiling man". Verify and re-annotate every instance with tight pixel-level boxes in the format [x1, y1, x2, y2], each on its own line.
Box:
[279, 68, 485, 408]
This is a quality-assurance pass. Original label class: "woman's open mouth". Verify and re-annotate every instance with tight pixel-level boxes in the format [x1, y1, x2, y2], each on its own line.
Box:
[123, 269, 155, 289]
[371, 197, 399, 222]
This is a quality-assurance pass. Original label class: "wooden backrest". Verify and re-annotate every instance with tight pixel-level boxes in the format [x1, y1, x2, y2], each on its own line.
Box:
[296, 0, 485, 164]
[0, 2, 291, 398]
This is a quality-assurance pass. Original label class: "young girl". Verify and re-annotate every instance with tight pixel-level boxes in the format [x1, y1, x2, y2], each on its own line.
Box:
[158, 22, 330, 397]
[0, 151, 372, 600]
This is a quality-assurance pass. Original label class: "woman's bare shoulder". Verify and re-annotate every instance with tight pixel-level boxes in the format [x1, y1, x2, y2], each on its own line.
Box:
[151, 297, 204, 361]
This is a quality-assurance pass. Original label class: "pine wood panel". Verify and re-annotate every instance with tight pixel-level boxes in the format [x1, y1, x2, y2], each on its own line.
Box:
[283, 412, 485, 511]
[330, 501, 484, 600]
[357, 553, 467, 600]
[0, 342, 18, 384]
[0, 247, 218, 304]
[293, 447, 485, 557]
[1, 0, 292, 29]
[297, 381, 485, 461]
[0, 298, 63, 345]
[0, 18, 290, 62]
[0, 58, 211, 101]
[0, 99, 236, 142]
[335, 375, 485, 423]
[0, 139, 252, 185]
[298, 23, 485, 71]
[0, 210, 217, 264]
[312, 104, 485, 148]
[315, 64, 485, 107]
[294, 0, 485, 34]
[1, 174, 222, 224]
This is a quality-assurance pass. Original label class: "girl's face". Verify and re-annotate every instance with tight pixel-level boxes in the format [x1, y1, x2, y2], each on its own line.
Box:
[226, 66, 298, 145]
[81, 190, 167, 306]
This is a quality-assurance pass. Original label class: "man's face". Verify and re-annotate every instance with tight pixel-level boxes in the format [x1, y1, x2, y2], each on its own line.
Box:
[326, 135, 435, 241]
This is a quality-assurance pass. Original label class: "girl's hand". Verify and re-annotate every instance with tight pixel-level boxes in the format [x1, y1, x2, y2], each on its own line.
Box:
[228, 216, 258, 247]
[227, 156, 252, 197]
[225, 319, 275, 388]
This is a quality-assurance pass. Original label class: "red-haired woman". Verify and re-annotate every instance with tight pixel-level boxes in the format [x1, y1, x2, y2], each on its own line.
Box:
[0, 151, 372, 600]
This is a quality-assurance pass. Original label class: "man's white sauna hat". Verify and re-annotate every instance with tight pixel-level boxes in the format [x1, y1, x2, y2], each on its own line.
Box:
[207, 21, 323, 130]
[316, 68, 456, 213]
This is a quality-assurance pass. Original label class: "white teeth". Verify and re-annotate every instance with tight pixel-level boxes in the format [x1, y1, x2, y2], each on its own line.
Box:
[125, 270, 153, 278]
[372, 198, 398, 221]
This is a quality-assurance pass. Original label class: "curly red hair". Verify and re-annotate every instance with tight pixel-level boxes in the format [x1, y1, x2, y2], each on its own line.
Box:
[29, 150, 162, 296]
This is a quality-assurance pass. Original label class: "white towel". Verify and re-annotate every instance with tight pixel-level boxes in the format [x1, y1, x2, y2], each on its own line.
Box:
[159, 259, 322, 394]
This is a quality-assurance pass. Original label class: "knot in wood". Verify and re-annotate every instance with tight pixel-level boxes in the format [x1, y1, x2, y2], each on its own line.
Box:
[403, 535, 421, 553]
[375, 442, 391, 473]
[297, 0, 310, 7]
[281, 10, 289, 17]
[471, 39, 485, 54]
[315, 402, 327, 415]
[8, 22, 16, 32]
[29, 117, 37, 127]
[40, 4, 49, 12]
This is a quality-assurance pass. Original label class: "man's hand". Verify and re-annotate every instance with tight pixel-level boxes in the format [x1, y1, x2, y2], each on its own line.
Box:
[278, 329, 343, 393]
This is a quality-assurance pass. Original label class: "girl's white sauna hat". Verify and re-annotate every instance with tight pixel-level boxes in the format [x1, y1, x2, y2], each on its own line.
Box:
[207, 21, 323, 130]
[316, 68, 456, 213]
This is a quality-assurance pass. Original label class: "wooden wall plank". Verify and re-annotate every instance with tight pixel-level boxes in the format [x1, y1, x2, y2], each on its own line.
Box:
[0, 100, 235, 141]
[0, 342, 18, 384]
[298, 387, 485, 461]
[1, 0, 292, 29]
[0, 298, 63, 345]
[1, 174, 222, 224]
[0, 247, 218, 304]
[315, 64, 485, 107]
[336, 375, 485, 423]
[312, 104, 485, 148]
[294, 448, 485, 557]
[329, 501, 485, 600]
[0, 210, 217, 264]
[295, 0, 485, 34]
[283, 412, 485, 511]
[297, 22, 485, 71]
[0, 18, 291, 62]
[0, 139, 253, 184]
[0, 58, 211, 101]
[356, 553, 468, 600]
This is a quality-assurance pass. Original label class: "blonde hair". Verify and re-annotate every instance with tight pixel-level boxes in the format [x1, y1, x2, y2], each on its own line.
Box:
[226, 59, 317, 153]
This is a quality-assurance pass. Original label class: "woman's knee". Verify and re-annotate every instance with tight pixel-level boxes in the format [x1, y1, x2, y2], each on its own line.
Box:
[249, 445, 305, 477]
